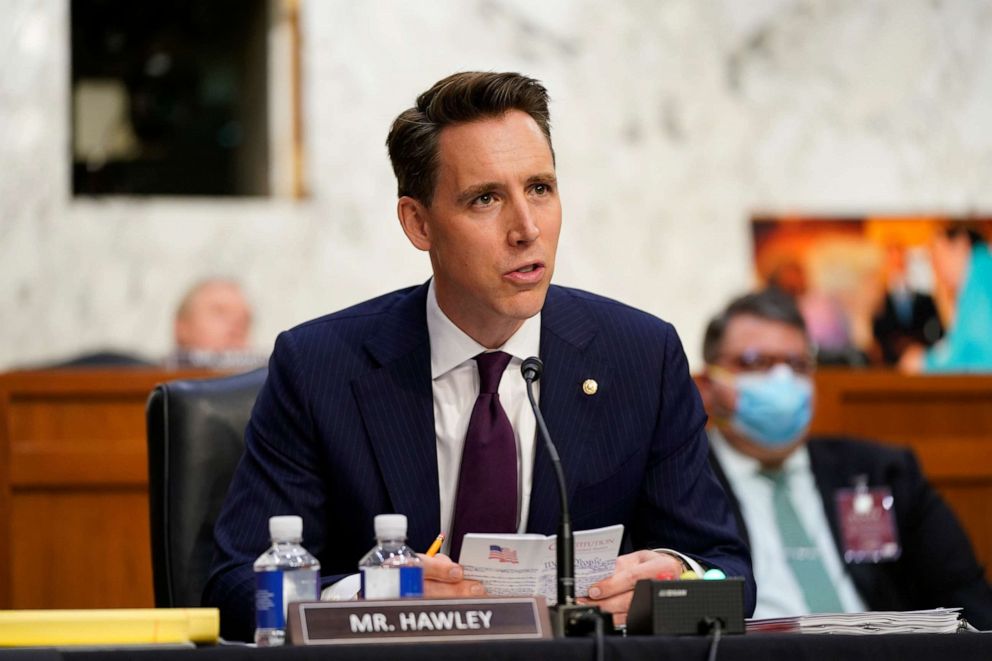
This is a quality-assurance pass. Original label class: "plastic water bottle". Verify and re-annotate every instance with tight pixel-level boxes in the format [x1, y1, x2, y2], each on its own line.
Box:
[253, 515, 320, 646]
[358, 514, 424, 599]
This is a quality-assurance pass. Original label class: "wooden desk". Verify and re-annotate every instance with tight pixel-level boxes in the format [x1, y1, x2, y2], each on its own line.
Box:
[811, 369, 992, 581]
[1, 368, 990, 609]
[0, 368, 213, 609]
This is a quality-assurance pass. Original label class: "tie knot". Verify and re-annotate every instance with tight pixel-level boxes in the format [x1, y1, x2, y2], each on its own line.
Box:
[759, 467, 788, 489]
[475, 351, 512, 394]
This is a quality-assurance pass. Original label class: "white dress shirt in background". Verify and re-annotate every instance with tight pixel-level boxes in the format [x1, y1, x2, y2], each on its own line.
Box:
[709, 428, 867, 617]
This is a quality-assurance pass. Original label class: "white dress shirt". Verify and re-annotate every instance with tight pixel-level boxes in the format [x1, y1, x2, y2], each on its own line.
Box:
[709, 428, 867, 617]
[323, 281, 540, 599]
[426, 280, 540, 555]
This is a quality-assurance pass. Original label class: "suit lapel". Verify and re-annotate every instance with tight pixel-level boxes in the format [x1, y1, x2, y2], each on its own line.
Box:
[352, 283, 440, 550]
[526, 287, 612, 534]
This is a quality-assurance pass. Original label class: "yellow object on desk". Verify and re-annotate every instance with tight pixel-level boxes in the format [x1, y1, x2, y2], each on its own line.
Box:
[426, 532, 445, 557]
[0, 608, 219, 647]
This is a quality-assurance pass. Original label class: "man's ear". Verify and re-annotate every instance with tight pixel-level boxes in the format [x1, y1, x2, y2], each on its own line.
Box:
[397, 196, 431, 251]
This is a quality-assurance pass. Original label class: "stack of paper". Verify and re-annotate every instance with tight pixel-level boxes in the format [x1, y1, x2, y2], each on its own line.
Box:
[747, 608, 970, 635]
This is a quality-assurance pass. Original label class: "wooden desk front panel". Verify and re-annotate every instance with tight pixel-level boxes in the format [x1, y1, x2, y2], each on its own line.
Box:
[0, 369, 212, 609]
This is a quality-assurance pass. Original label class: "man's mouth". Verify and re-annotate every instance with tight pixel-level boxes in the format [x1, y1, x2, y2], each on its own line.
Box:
[504, 262, 546, 283]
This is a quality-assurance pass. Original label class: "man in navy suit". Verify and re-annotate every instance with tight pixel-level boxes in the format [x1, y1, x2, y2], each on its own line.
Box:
[204, 71, 753, 641]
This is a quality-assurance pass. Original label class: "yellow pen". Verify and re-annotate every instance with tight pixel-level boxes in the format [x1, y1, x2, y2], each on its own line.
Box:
[426, 532, 445, 557]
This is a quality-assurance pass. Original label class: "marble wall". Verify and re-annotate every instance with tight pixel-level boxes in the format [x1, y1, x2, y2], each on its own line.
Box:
[2, 0, 991, 370]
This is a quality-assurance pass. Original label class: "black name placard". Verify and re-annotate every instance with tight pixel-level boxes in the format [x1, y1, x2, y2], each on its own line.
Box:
[286, 597, 552, 645]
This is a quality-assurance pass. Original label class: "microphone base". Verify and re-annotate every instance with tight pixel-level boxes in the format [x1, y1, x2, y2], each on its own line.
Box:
[548, 603, 614, 637]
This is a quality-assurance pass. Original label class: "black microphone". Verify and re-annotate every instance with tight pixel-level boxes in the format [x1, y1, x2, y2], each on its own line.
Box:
[521, 357, 573, 606]
[521, 356, 543, 383]
[521, 357, 609, 637]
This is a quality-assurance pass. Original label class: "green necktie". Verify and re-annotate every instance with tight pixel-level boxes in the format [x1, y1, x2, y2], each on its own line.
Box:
[761, 468, 844, 613]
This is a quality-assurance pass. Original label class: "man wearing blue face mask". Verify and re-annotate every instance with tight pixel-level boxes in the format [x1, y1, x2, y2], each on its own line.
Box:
[697, 289, 992, 629]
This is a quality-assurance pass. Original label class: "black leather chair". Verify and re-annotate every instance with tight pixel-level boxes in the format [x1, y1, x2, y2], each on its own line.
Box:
[146, 368, 267, 608]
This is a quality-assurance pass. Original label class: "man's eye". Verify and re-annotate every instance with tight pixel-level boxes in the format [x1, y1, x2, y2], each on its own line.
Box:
[532, 183, 551, 195]
[474, 193, 494, 206]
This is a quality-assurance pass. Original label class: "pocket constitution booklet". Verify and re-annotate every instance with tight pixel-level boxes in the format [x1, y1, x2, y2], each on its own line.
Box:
[459, 524, 624, 606]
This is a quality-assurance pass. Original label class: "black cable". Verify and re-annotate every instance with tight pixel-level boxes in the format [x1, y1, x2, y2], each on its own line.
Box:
[593, 612, 605, 661]
[706, 618, 723, 661]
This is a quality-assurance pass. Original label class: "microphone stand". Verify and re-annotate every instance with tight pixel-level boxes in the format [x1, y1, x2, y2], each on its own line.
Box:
[522, 357, 613, 637]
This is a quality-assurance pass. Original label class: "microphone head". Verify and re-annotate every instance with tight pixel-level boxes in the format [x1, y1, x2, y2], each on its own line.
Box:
[521, 356, 544, 382]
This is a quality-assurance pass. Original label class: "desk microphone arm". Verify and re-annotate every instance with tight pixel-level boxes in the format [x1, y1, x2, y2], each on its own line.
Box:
[522, 357, 574, 606]
[521, 357, 611, 637]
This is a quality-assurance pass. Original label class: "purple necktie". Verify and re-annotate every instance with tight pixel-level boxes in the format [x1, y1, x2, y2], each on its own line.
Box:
[449, 351, 518, 561]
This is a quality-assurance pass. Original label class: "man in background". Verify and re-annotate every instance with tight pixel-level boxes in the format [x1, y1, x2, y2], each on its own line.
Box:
[697, 289, 992, 628]
[168, 278, 260, 369]
[871, 243, 943, 365]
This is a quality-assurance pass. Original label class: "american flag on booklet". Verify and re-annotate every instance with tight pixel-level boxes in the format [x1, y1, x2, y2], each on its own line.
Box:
[488, 544, 519, 563]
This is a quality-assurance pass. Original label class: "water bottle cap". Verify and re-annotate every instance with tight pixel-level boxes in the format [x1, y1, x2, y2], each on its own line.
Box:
[374, 514, 408, 539]
[269, 515, 303, 541]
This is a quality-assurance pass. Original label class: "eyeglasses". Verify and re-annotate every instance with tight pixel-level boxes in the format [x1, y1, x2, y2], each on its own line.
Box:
[717, 349, 815, 376]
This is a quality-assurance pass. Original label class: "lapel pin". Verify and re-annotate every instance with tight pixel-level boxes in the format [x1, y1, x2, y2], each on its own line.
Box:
[582, 379, 598, 396]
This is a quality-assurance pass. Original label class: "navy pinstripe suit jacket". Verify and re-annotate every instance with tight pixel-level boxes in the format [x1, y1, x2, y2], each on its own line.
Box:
[204, 282, 755, 640]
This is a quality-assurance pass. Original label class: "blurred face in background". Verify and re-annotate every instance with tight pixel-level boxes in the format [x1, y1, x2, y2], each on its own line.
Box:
[174, 280, 251, 352]
[702, 314, 814, 467]
[931, 232, 972, 296]
[883, 244, 907, 286]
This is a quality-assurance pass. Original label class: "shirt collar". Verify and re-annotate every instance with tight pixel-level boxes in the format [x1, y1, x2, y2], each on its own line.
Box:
[708, 426, 811, 479]
[425, 278, 542, 379]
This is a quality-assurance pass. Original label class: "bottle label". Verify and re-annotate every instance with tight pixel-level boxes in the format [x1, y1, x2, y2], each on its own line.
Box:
[399, 565, 424, 597]
[283, 567, 321, 610]
[360, 565, 424, 599]
[256, 570, 284, 629]
[255, 568, 320, 630]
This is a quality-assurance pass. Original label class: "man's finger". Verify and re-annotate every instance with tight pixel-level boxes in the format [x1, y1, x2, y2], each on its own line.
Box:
[578, 592, 634, 626]
[424, 578, 486, 598]
[587, 571, 631, 600]
[418, 554, 465, 583]
[588, 550, 684, 599]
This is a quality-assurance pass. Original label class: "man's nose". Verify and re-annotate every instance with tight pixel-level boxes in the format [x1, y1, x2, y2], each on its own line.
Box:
[507, 197, 541, 245]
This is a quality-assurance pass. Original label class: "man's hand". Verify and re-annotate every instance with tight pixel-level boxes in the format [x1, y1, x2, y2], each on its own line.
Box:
[580, 550, 684, 625]
[418, 553, 486, 598]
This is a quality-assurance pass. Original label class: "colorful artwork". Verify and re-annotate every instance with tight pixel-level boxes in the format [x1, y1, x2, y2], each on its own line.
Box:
[750, 216, 992, 368]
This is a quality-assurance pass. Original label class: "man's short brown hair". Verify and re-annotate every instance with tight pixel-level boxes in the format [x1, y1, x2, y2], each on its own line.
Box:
[386, 71, 554, 206]
[703, 289, 809, 364]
